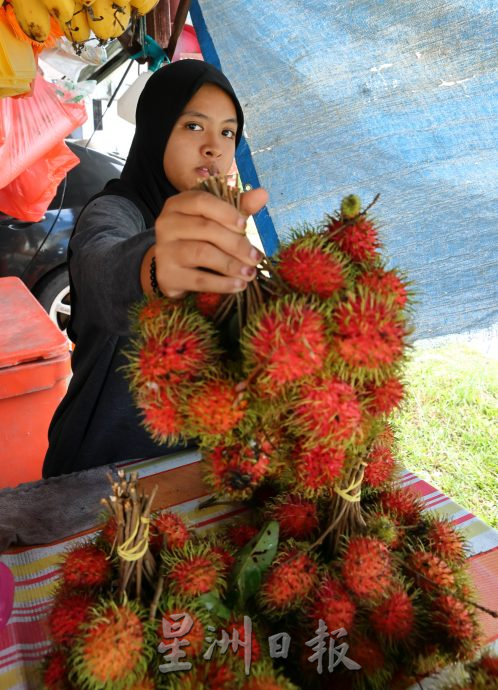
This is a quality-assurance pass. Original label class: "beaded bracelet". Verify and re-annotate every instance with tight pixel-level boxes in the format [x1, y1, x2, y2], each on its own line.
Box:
[149, 255, 163, 296]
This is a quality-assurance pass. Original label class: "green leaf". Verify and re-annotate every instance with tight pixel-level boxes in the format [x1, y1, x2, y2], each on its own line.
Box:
[195, 592, 231, 623]
[229, 520, 280, 608]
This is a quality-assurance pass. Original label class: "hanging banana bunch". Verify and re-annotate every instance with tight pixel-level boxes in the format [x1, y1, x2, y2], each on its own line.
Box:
[129, 0, 159, 15]
[10, 0, 52, 42]
[59, 1, 90, 44]
[87, 0, 131, 41]
[40, 0, 75, 24]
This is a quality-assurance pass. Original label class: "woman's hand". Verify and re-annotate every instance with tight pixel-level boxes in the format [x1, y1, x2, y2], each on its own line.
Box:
[142, 187, 268, 298]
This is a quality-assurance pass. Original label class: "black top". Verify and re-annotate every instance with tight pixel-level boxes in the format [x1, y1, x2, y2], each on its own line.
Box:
[42, 60, 244, 477]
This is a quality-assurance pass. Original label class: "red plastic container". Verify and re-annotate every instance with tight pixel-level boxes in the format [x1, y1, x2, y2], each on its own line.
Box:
[0, 277, 71, 488]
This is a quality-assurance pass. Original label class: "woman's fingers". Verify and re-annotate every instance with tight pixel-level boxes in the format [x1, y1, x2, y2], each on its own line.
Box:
[157, 263, 249, 295]
[239, 187, 269, 218]
[170, 240, 258, 280]
[159, 190, 247, 234]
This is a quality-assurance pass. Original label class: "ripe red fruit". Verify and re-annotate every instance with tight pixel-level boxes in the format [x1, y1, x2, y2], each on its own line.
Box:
[358, 267, 408, 307]
[363, 446, 396, 487]
[433, 595, 476, 642]
[425, 520, 466, 564]
[261, 550, 318, 612]
[49, 593, 95, 646]
[61, 543, 111, 590]
[195, 291, 224, 317]
[149, 511, 190, 551]
[295, 377, 362, 445]
[364, 377, 405, 415]
[308, 576, 356, 632]
[379, 487, 423, 524]
[141, 387, 183, 441]
[341, 537, 394, 601]
[185, 380, 246, 436]
[370, 589, 415, 639]
[278, 238, 347, 298]
[327, 217, 379, 263]
[167, 553, 223, 597]
[208, 441, 271, 498]
[271, 494, 320, 539]
[409, 551, 456, 593]
[294, 444, 346, 494]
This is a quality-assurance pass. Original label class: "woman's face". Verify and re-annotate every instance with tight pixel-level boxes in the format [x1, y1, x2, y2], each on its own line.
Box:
[163, 83, 238, 192]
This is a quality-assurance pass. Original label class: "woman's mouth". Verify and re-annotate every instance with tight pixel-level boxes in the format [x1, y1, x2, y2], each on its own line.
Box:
[196, 165, 220, 178]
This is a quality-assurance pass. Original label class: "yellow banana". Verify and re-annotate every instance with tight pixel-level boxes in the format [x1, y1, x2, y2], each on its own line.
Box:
[88, 0, 131, 41]
[11, 0, 52, 42]
[63, 2, 90, 43]
[130, 0, 158, 15]
[41, 0, 75, 24]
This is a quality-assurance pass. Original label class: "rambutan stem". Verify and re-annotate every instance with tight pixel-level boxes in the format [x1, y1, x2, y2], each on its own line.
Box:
[149, 572, 164, 621]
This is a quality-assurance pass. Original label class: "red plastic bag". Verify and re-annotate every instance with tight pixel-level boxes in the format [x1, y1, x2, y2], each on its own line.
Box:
[0, 73, 87, 188]
[0, 140, 79, 221]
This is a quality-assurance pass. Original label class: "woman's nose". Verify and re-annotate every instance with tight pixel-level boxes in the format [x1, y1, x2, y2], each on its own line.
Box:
[201, 142, 222, 158]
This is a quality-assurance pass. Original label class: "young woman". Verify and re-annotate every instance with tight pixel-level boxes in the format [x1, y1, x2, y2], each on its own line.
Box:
[42, 59, 268, 478]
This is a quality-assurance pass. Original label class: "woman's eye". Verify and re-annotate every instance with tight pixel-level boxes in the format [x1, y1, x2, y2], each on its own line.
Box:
[186, 123, 202, 131]
[223, 129, 235, 138]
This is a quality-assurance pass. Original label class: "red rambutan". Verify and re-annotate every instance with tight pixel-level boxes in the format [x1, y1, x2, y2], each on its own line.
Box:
[277, 235, 348, 298]
[347, 635, 385, 676]
[158, 607, 207, 658]
[140, 387, 183, 442]
[99, 515, 117, 547]
[207, 441, 271, 499]
[408, 551, 456, 593]
[184, 379, 246, 436]
[209, 544, 236, 575]
[341, 537, 394, 601]
[433, 595, 477, 643]
[243, 663, 300, 690]
[243, 300, 329, 389]
[43, 650, 70, 690]
[370, 589, 415, 639]
[270, 494, 320, 539]
[357, 267, 408, 307]
[364, 376, 405, 416]
[165, 548, 225, 598]
[260, 548, 319, 613]
[137, 296, 170, 326]
[425, 519, 466, 564]
[308, 575, 356, 632]
[294, 376, 362, 445]
[480, 654, 498, 677]
[195, 291, 224, 317]
[60, 543, 111, 590]
[363, 445, 396, 487]
[70, 601, 151, 690]
[149, 511, 190, 551]
[334, 292, 407, 370]
[137, 329, 209, 385]
[378, 486, 423, 525]
[327, 216, 379, 263]
[293, 443, 346, 494]
[49, 592, 95, 646]
[225, 523, 260, 548]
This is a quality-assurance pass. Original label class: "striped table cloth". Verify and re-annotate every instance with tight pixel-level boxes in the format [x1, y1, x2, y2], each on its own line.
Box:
[0, 452, 497, 690]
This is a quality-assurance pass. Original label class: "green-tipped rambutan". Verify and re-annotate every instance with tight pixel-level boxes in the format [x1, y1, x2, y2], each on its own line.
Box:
[370, 589, 415, 640]
[335, 291, 407, 370]
[358, 267, 408, 307]
[242, 299, 329, 390]
[433, 595, 478, 644]
[139, 387, 183, 443]
[327, 216, 379, 263]
[364, 376, 405, 416]
[378, 486, 423, 525]
[293, 443, 346, 495]
[308, 575, 356, 632]
[479, 653, 498, 678]
[168, 659, 237, 690]
[225, 522, 260, 548]
[69, 600, 153, 690]
[341, 537, 394, 601]
[183, 379, 246, 437]
[60, 543, 111, 591]
[242, 660, 300, 689]
[347, 634, 386, 676]
[260, 546, 319, 614]
[195, 291, 224, 317]
[269, 494, 320, 539]
[209, 544, 236, 576]
[277, 234, 349, 298]
[425, 519, 466, 564]
[163, 544, 226, 599]
[408, 551, 456, 593]
[206, 441, 271, 499]
[149, 510, 190, 552]
[43, 650, 72, 690]
[294, 376, 362, 445]
[158, 600, 210, 659]
[49, 593, 95, 647]
[363, 445, 396, 487]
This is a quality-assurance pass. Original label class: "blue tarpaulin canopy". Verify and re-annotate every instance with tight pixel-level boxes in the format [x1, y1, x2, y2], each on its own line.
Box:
[191, 0, 497, 340]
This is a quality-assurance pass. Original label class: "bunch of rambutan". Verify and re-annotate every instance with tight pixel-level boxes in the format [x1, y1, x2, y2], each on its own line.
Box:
[42, 190, 491, 689]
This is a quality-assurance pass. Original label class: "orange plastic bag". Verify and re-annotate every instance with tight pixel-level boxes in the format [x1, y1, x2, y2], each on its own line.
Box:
[0, 73, 87, 188]
[0, 140, 79, 221]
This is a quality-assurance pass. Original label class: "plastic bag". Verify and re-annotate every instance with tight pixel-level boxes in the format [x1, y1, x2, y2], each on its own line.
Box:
[0, 140, 79, 221]
[0, 73, 87, 188]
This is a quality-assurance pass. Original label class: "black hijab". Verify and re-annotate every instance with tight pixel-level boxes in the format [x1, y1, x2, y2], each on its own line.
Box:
[98, 59, 244, 228]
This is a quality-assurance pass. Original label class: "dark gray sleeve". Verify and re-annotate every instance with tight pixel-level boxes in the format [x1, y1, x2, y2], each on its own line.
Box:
[69, 195, 155, 335]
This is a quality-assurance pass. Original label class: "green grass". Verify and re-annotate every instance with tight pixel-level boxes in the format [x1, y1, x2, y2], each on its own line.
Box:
[391, 343, 498, 529]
